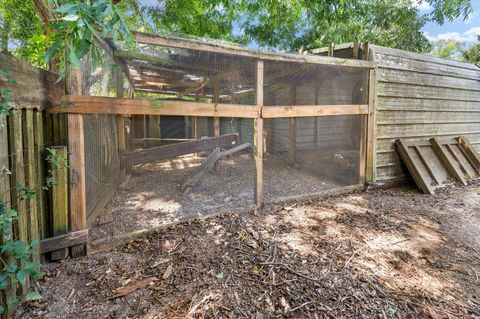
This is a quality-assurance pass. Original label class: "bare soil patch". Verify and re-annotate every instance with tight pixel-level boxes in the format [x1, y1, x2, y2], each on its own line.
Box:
[17, 182, 480, 318]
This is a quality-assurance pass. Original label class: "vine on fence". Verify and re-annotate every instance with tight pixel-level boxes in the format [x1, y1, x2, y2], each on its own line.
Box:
[0, 200, 43, 314]
[44, 147, 70, 189]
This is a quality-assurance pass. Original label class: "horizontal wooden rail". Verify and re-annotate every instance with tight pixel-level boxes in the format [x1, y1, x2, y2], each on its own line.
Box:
[49, 96, 261, 118]
[40, 229, 89, 254]
[261, 104, 369, 118]
[48, 96, 368, 119]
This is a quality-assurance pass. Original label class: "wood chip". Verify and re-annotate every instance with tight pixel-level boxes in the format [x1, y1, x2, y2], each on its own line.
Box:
[111, 277, 158, 299]
[163, 264, 173, 279]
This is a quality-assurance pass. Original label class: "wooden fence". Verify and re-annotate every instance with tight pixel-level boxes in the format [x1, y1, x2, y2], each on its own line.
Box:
[0, 53, 88, 317]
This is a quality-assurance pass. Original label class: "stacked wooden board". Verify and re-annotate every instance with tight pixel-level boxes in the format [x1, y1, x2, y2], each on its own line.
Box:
[396, 136, 480, 194]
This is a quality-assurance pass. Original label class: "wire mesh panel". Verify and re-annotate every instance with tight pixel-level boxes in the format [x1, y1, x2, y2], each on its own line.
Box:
[263, 61, 369, 106]
[83, 114, 121, 217]
[90, 117, 255, 241]
[264, 115, 365, 202]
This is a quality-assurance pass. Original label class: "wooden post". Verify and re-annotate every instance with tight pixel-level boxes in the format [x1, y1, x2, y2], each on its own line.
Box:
[254, 60, 264, 207]
[50, 146, 69, 260]
[365, 68, 376, 183]
[23, 110, 40, 263]
[8, 110, 29, 294]
[213, 78, 220, 137]
[1, 113, 16, 316]
[289, 85, 297, 165]
[66, 67, 87, 257]
[34, 111, 46, 240]
[314, 84, 319, 147]
[67, 114, 87, 257]
[115, 69, 126, 182]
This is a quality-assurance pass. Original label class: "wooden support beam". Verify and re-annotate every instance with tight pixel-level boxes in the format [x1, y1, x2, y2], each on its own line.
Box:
[34, 111, 46, 240]
[40, 229, 88, 254]
[132, 32, 375, 69]
[430, 138, 467, 185]
[254, 60, 264, 207]
[213, 79, 221, 137]
[67, 114, 87, 257]
[115, 69, 127, 182]
[49, 95, 261, 118]
[365, 68, 377, 183]
[126, 134, 238, 166]
[458, 136, 480, 173]
[50, 146, 69, 260]
[261, 104, 368, 118]
[289, 86, 297, 165]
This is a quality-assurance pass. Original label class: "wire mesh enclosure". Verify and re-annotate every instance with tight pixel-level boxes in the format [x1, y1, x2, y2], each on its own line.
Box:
[55, 33, 374, 245]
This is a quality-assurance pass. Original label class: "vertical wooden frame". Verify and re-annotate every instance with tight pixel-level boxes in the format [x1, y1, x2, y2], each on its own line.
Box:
[67, 114, 87, 257]
[365, 68, 377, 183]
[254, 60, 264, 207]
[115, 68, 126, 182]
[289, 85, 297, 165]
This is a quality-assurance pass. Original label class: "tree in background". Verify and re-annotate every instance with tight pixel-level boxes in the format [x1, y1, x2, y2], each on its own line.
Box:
[145, 0, 473, 52]
[0, 0, 475, 67]
[462, 35, 480, 65]
[429, 39, 465, 60]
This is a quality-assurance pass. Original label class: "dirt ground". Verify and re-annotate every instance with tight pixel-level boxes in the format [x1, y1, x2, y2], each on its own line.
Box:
[89, 153, 339, 243]
[17, 181, 480, 319]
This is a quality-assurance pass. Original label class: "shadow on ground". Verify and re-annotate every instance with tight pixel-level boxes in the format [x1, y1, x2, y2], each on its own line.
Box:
[17, 182, 480, 318]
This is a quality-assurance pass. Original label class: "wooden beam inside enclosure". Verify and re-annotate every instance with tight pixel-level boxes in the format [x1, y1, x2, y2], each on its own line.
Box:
[289, 86, 297, 165]
[254, 60, 264, 207]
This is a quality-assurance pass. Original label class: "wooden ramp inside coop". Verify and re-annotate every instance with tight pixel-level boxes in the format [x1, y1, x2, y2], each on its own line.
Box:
[396, 136, 480, 194]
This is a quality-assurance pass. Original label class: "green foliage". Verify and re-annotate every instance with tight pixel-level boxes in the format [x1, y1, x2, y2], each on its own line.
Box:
[429, 39, 465, 60]
[0, 201, 44, 314]
[0, 66, 15, 115]
[45, 0, 134, 71]
[44, 147, 69, 189]
[145, 0, 473, 52]
[462, 36, 480, 65]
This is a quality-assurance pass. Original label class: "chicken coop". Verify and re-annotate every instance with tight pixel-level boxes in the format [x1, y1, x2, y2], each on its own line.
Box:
[1, 33, 376, 255]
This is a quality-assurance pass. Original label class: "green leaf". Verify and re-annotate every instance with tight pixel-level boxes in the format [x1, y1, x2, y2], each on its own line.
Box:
[215, 272, 224, 279]
[0, 304, 4, 314]
[8, 298, 19, 310]
[56, 4, 78, 15]
[16, 270, 27, 285]
[25, 291, 42, 301]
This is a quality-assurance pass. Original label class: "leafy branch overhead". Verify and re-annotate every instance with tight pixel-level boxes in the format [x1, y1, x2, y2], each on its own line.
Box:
[44, 0, 134, 69]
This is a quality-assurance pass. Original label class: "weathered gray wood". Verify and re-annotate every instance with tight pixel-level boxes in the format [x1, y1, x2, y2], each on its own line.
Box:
[0, 53, 63, 108]
[126, 134, 238, 166]
[373, 52, 480, 80]
[370, 44, 480, 71]
[40, 229, 89, 254]
[378, 68, 480, 91]
[430, 138, 467, 185]
[377, 82, 480, 102]
[458, 136, 480, 173]
[395, 139, 435, 194]
[377, 97, 480, 113]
